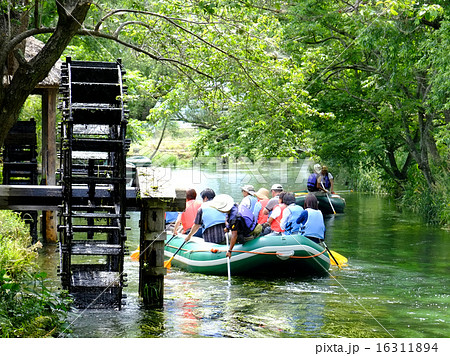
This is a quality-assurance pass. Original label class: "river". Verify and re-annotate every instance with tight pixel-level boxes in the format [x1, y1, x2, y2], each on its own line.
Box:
[36, 159, 449, 338]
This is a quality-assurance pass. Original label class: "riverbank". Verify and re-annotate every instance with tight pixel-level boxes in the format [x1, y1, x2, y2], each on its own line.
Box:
[0, 211, 71, 337]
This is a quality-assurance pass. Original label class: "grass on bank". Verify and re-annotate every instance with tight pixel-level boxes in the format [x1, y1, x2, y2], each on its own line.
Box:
[0, 211, 72, 337]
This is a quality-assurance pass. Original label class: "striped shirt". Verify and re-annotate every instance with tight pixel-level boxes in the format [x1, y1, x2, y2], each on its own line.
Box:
[194, 208, 226, 244]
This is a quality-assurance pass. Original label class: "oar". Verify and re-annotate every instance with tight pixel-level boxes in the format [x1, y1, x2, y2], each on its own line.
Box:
[225, 232, 231, 281]
[165, 234, 177, 246]
[130, 247, 140, 261]
[164, 240, 187, 269]
[131, 234, 177, 261]
[321, 182, 336, 214]
[329, 249, 348, 266]
[322, 241, 343, 269]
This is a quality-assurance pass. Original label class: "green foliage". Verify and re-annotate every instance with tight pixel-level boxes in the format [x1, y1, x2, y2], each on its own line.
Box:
[0, 270, 72, 337]
[0, 211, 37, 278]
[0, 211, 72, 337]
[399, 165, 450, 226]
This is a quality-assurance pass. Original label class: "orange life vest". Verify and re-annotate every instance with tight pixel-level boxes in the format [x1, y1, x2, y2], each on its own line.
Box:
[257, 198, 269, 224]
[270, 204, 286, 232]
[181, 200, 201, 233]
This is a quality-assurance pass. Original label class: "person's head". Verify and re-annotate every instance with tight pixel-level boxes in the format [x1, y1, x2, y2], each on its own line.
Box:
[186, 188, 197, 201]
[241, 184, 255, 197]
[282, 192, 296, 205]
[200, 188, 215, 202]
[278, 191, 286, 203]
[321, 165, 328, 175]
[255, 188, 270, 200]
[270, 183, 283, 197]
[210, 194, 235, 213]
[304, 193, 319, 210]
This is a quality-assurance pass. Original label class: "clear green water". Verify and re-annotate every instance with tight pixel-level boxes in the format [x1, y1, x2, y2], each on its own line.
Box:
[37, 162, 449, 338]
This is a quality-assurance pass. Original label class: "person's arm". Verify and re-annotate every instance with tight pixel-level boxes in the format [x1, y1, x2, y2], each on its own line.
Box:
[330, 177, 335, 194]
[185, 209, 202, 241]
[280, 208, 291, 230]
[317, 176, 328, 193]
[172, 213, 182, 235]
[185, 223, 200, 242]
[226, 230, 238, 258]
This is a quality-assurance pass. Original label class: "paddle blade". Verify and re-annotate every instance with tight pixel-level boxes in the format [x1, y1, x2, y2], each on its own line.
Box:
[329, 250, 348, 266]
[164, 256, 174, 269]
[130, 248, 140, 261]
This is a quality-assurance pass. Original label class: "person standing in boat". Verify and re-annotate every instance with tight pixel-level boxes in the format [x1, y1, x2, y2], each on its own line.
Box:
[173, 188, 202, 235]
[263, 183, 284, 216]
[253, 188, 270, 225]
[209, 194, 260, 258]
[296, 193, 326, 244]
[184, 188, 227, 244]
[280, 192, 304, 235]
[316, 165, 335, 194]
[240, 184, 257, 212]
[262, 191, 287, 235]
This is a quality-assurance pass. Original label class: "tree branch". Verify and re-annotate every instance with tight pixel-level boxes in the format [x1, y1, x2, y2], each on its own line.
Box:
[77, 29, 214, 79]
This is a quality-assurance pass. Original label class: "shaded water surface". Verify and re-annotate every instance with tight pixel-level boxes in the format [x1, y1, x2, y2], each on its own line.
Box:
[37, 163, 449, 338]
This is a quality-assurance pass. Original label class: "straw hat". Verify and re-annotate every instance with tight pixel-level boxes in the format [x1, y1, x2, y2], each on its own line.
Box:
[241, 184, 255, 195]
[254, 188, 270, 200]
[313, 164, 322, 174]
[209, 194, 235, 213]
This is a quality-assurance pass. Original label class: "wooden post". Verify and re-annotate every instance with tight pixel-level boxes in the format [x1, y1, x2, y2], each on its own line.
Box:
[41, 88, 57, 243]
[136, 167, 186, 307]
[139, 201, 167, 307]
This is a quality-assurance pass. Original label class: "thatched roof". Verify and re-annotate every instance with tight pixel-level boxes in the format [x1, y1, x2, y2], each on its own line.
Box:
[25, 37, 62, 88]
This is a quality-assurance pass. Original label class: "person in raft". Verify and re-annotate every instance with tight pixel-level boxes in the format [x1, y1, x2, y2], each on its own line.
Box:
[184, 188, 227, 244]
[280, 192, 304, 235]
[240, 184, 257, 211]
[296, 193, 326, 244]
[173, 188, 202, 235]
[316, 165, 335, 194]
[306, 164, 322, 193]
[263, 183, 284, 216]
[209, 194, 261, 258]
[252, 187, 270, 225]
[262, 191, 287, 235]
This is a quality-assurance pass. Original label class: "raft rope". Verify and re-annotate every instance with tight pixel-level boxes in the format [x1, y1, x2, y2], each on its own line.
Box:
[165, 244, 328, 259]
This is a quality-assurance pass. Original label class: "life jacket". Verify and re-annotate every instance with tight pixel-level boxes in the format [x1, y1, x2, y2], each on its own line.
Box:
[321, 174, 331, 189]
[301, 208, 325, 240]
[248, 195, 257, 212]
[180, 200, 202, 233]
[283, 205, 304, 235]
[254, 198, 269, 224]
[237, 204, 257, 233]
[307, 173, 319, 191]
[270, 204, 287, 232]
[241, 195, 257, 212]
[201, 205, 226, 230]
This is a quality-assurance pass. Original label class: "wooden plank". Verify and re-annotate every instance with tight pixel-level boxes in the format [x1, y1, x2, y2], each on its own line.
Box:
[0, 185, 139, 210]
[71, 270, 120, 288]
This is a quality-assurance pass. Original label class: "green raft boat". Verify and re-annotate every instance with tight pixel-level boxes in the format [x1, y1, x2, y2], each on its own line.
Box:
[295, 191, 346, 214]
[164, 233, 331, 277]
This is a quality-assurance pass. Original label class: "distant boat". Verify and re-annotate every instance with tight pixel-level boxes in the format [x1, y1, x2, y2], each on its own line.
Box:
[295, 191, 345, 214]
[164, 234, 331, 277]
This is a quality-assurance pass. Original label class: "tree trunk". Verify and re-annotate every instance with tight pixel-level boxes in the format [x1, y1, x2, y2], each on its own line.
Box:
[0, 1, 91, 146]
